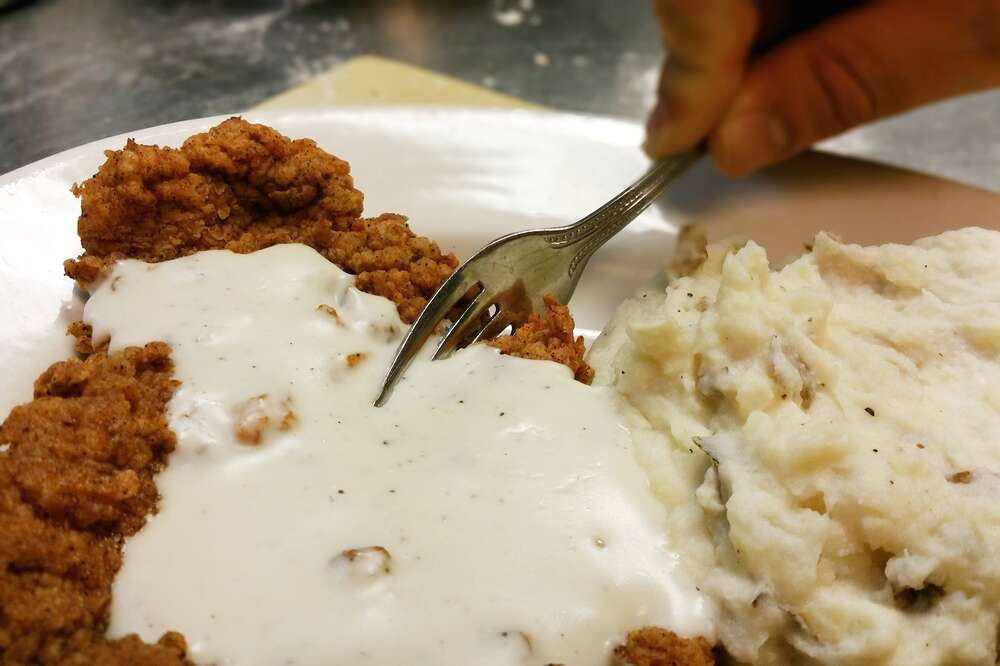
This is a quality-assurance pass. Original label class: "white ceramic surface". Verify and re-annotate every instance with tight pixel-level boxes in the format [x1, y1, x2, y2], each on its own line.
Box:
[2, 107, 1000, 418]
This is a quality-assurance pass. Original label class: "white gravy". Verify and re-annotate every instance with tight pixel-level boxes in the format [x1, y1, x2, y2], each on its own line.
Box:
[84, 244, 713, 665]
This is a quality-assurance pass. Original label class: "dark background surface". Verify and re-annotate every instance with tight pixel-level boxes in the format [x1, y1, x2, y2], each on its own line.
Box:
[1, 0, 998, 190]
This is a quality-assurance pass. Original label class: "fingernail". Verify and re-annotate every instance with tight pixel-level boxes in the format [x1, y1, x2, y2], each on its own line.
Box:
[715, 113, 791, 175]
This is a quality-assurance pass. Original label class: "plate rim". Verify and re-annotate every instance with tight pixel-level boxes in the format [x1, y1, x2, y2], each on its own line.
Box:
[0, 105, 648, 186]
[10, 104, 993, 198]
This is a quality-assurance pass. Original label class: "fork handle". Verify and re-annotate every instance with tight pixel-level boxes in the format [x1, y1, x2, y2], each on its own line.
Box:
[547, 146, 703, 277]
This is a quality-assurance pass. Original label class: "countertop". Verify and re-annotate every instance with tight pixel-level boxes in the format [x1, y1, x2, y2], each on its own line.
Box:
[1, 0, 998, 191]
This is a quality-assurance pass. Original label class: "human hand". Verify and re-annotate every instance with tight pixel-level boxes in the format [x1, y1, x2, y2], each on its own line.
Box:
[645, 0, 1000, 176]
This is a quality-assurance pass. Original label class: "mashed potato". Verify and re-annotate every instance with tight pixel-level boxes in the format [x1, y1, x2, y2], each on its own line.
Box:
[590, 228, 1000, 665]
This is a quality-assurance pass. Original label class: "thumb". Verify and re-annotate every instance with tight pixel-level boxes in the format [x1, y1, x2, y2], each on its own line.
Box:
[709, 0, 1000, 176]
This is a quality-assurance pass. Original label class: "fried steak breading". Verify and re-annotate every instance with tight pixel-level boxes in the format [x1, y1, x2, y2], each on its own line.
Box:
[55, 633, 192, 666]
[62, 117, 593, 378]
[614, 627, 715, 666]
[487, 295, 594, 383]
[64, 117, 457, 323]
[0, 343, 192, 665]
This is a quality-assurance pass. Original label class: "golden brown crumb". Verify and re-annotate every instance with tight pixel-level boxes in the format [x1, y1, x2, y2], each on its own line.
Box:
[0, 344, 188, 665]
[340, 545, 391, 562]
[66, 320, 97, 356]
[613, 627, 715, 666]
[317, 304, 342, 324]
[63, 117, 458, 323]
[346, 352, 367, 368]
[487, 295, 594, 384]
[234, 394, 295, 445]
[948, 470, 973, 483]
[56, 632, 193, 666]
[337, 546, 393, 574]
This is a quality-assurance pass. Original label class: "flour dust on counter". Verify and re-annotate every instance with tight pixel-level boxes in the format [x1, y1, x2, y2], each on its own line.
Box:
[82, 243, 714, 666]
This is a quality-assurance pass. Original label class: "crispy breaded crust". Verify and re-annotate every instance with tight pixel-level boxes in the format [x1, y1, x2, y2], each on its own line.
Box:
[487, 295, 595, 384]
[66, 321, 96, 356]
[56, 633, 192, 666]
[613, 627, 715, 666]
[0, 343, 191, 665]
[63, 117, 458, 323]
[60, 117, 590, 367]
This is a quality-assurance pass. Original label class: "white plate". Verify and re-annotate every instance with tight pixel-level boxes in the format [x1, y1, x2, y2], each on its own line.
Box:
[3, 107, 1000, 417]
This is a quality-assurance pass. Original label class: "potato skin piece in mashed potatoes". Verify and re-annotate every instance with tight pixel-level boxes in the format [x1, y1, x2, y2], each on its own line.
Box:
[591, 227, 1000, 665]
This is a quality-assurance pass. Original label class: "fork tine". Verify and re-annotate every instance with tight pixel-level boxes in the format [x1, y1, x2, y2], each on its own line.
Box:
[373, 270, 476, 407]
[432, 291, 492, 361]
[469, 309, 512, 345]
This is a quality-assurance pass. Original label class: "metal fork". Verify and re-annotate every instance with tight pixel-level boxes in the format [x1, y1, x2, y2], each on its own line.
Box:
[373, 148, 702, 406]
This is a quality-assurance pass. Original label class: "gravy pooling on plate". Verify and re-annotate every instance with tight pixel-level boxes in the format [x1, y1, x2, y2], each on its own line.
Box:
[84, 244, 714, 666]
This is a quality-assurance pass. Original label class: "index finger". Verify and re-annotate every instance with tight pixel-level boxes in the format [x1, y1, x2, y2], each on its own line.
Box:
[645, 0, 759, 157]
